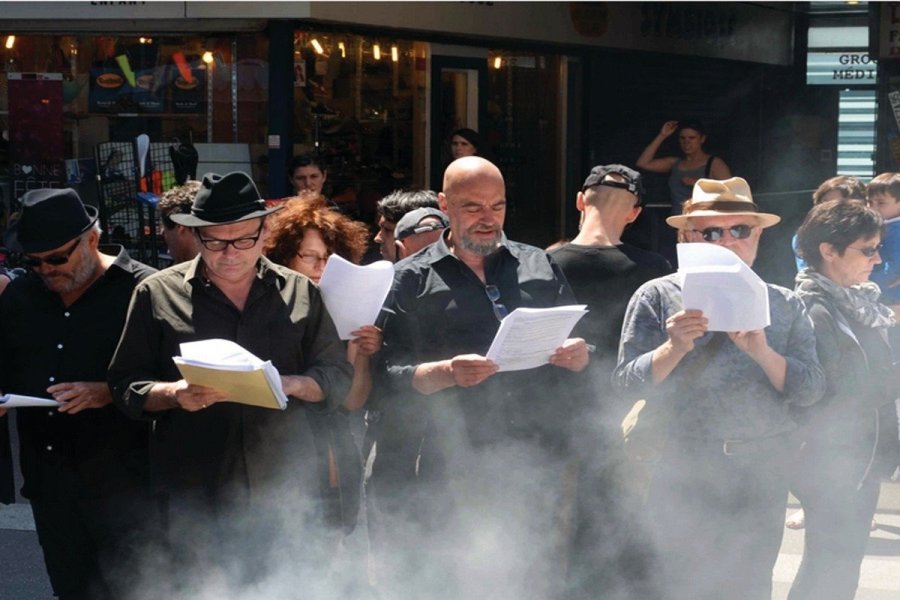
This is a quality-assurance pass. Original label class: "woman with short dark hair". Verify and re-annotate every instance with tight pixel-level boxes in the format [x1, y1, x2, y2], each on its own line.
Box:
[790, 199, 899, 599]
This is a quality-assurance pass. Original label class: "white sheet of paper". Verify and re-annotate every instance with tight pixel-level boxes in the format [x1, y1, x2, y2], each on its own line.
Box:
[0, 394, 61, 408]
[318, 254, 394, 340]
[485, 305, 588, 372]
[677, 243, 770, 332]
[177, 338, 264, 370]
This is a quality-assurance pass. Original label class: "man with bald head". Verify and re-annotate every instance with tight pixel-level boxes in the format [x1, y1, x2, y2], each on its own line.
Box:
[375, 157, 589, 597]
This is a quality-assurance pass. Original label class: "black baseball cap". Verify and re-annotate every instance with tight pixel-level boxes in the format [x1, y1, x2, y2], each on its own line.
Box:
[581, 164, 644, 203]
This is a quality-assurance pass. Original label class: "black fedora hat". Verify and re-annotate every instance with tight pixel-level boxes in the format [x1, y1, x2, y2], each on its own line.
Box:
[170, 171, 281, 227]
[13, 188, 99, 253]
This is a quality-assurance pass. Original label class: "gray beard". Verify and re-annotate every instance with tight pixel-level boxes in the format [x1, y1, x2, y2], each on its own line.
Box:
[459, 232, 500, 257]
[41, 242, 97, 295]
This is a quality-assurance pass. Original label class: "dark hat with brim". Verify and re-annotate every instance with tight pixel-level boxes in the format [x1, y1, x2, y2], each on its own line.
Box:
[13, 188, 99, 253]
[170, 171, 281, 227]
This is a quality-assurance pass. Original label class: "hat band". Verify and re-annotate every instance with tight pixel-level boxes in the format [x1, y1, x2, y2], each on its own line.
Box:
[193, 201, 265, 221]
[688, 200, 759, 214]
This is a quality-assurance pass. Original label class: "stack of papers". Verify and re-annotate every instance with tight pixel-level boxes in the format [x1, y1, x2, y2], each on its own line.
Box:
[0, 394, 60, 408]
[318, 254, 394, 340]
[486, 305, 588, 372]
[172, 339, 289, 410]
[677, 243, 770, 332]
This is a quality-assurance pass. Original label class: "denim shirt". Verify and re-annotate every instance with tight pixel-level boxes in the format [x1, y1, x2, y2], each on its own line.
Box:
[613, 273, 825, 441]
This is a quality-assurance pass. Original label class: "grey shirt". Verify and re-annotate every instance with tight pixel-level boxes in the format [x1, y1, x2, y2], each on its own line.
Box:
[613, 273, 825, 441]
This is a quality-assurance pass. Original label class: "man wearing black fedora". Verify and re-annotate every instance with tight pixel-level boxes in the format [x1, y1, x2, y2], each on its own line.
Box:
[0, 187, 156, 599]
[108, 172, 352, 590]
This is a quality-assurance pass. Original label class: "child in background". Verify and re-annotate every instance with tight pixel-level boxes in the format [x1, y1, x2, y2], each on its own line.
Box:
[866, 173, 900, 313]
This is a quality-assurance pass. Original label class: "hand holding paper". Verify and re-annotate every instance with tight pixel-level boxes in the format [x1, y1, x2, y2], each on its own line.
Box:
[173, 339, 289, 410]
[485, 305, 588, 372]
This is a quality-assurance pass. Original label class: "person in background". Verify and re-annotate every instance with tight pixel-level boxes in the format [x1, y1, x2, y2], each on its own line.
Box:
[637, 120, 731, 212]
[789, 199, 899, 600]
[374, 189, 440, 262]
[792, 175, 867, 273]
[263, 191, 381, 412]
[392, 207, 449, 260]
[550, 164, 671, 598]
[613, 177, 825, 600]
[0, 188, 156, 599]
[448, 128, 483, 161]
[866, 172, 900, 314]
[637, 120, 732, 265]
[289, 154, 329, 197]
[158, 179, 202, 264]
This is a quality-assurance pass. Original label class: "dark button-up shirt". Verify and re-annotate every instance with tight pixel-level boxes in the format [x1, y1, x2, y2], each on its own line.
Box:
[613, 273, 826, 441]
[380, 233, 583, 464]
[107, 256, 351, 506]
[0, 247, 155, 499]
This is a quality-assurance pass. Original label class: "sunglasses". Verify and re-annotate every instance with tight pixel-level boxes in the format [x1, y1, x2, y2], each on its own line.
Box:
[196, 222, 264, 252]
[484, 284, 509, 321]
[22, 237, 82, 268]
[847, 243, 883, 258]
[691, 224, 754, 242]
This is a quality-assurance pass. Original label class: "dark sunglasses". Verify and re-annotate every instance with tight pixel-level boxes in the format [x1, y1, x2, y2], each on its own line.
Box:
[21, 237, 82, 268]
[847, 243, 883, 258]
[692, 224, 754, 242]
[484, 284, 509, 321]
[196, 222, 264, 252]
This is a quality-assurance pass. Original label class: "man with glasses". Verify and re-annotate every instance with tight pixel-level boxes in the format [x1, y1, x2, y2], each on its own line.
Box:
[549, 165, 671, 598]
[374, 157, 589, 597]
[0, 188, 155, 599]
[108, 172, 352, 590]
[613, 177, 825, 599]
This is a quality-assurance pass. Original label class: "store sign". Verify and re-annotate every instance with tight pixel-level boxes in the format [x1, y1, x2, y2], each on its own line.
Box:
[7, 74, 65, 204]
[806, 52, 877, 86]
[879, 2, 900, 59]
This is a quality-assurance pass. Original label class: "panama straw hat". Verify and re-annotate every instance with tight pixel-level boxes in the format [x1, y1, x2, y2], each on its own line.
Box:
[666, 177, 780, 230]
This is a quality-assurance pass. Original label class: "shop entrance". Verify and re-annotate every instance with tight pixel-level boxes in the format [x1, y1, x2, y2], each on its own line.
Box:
[430, 55, 487, 190]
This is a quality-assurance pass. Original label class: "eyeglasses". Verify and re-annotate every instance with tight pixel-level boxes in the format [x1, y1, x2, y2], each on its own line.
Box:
[22, 237, 82, 268]
[296, 252, 329, 267]
[847, 243, 883, 258]
[691, 224, 754, 242]
[484, 284, 509, 321]
[196, 223, 263, 252]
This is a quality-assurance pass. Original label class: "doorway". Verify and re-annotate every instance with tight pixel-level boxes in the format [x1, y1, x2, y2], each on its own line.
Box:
[430, 55, 487, 190]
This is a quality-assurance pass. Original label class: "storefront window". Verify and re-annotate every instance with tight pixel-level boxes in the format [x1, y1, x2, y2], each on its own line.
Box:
[292, 31, 424, 221]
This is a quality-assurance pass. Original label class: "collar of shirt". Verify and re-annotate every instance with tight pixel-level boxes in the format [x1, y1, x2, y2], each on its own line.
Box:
[182, 255, 287, 291]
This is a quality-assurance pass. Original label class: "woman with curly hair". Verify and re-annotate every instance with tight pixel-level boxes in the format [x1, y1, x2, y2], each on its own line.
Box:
[264, 192, 381, 411]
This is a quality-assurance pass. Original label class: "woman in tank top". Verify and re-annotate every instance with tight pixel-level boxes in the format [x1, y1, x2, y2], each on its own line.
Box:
[637, 120, 732, 214]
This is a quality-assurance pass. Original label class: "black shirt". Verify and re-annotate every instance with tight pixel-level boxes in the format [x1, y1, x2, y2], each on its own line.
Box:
[380, 232, 583, 463]
[550, 243, 672, 359]
[107, 256, 352, 506]
[0, 247, 155, 500]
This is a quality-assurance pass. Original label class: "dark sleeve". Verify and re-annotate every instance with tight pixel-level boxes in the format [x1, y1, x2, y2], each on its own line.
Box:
[612, 285, 666, 399]
[380, 270, 424, 393]
[0, 294, 16, 503]
[108, 284, 165, 419]
[548, 254, 578, 306]
[297, 284, 352, 411]
[780, 296, 826, 407]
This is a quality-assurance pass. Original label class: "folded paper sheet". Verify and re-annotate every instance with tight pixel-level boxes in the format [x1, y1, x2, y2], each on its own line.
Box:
[0, 394, 61, 408]
[173, 339, 288, 410]
[677, 243, 770, 332]
[318, 254, 394, 340]
[486, 305, 588, 372]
